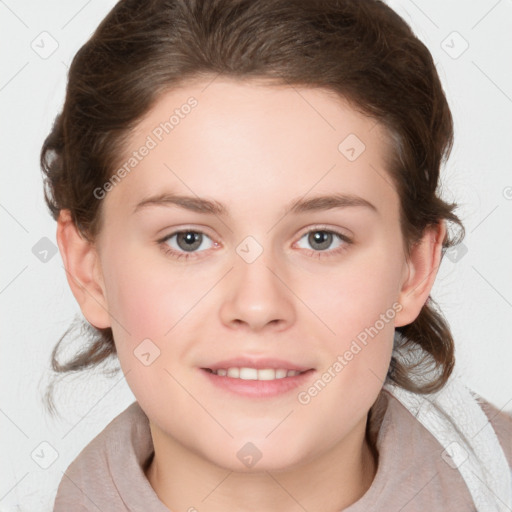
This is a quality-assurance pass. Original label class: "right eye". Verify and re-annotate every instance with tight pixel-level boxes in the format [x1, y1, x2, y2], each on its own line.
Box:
[159, 230, 217, 260]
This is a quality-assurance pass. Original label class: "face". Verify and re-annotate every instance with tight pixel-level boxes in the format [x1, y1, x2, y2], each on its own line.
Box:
[93, 77, 409, 471]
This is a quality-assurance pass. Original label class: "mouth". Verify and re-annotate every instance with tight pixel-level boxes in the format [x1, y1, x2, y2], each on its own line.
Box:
[202, 367, 310, 380]
[199, 365, 316, 398]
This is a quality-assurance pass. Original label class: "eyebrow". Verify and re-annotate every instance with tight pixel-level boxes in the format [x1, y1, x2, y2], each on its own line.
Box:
[133, 191, 379, 217]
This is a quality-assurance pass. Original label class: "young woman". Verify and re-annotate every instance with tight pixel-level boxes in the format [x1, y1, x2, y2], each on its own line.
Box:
[41, 0, 512, 510]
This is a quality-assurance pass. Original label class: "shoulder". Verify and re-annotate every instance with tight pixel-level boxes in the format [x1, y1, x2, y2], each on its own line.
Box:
[64, 400, 147, 468]
[53, 401, 148, 510]
[360, 389, 478, 509]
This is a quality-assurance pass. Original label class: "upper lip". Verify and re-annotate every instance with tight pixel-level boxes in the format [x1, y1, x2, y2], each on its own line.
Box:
[202, 357, 314, 372]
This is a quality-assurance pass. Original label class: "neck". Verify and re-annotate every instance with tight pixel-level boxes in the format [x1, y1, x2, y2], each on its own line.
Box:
[145, 416, 377, 512]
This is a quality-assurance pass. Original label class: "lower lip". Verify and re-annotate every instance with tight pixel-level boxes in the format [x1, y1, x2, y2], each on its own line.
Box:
[200, 368, 315, 398]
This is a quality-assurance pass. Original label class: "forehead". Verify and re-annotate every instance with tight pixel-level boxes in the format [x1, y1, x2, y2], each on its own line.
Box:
[104, 77, 399, 221]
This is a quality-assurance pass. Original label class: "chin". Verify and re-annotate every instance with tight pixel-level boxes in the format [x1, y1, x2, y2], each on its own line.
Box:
[203, 436, 312, 473]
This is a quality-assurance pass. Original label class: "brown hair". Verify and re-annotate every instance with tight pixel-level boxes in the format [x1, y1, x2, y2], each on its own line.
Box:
[41, 0, 464, 415]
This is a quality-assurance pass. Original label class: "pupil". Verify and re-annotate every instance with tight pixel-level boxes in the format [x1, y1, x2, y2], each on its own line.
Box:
[309, 231, 332, 250]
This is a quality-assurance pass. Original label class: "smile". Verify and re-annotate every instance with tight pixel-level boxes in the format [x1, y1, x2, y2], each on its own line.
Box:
[200, 367, 315, 398]
[204, 367, 306, 380]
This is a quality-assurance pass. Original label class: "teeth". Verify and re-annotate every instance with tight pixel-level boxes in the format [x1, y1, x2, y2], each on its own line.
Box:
[258, 369, 278, 380]
[227, 367, 240, 378]
[239, 367, 258, 380]
[210, 367, 303, 380]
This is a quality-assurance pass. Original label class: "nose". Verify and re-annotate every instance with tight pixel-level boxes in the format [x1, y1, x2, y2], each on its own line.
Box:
[219, 252, 296, 333]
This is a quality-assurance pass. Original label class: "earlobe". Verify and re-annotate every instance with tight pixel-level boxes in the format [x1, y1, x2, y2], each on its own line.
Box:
[394, 221, 447, 328]
[56, 210, 111, 329]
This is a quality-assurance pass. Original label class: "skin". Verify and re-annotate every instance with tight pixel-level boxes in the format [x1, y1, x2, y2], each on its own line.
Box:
[57, 77, 446, 511]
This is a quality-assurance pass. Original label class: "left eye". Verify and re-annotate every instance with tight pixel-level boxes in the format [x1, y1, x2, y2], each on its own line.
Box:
[295, 230, 348, 252]
[163, 231, 215, 253]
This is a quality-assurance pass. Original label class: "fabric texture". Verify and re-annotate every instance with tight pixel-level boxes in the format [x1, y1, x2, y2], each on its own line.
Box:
[384, 373, 512, 511]
[53, 387, 512, 511]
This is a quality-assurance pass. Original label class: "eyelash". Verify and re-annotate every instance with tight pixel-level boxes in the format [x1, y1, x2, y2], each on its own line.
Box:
[157, 226, 353, 261]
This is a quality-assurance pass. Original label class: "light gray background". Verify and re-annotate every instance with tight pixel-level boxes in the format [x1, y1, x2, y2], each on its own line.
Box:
[1, 0, 511, 510]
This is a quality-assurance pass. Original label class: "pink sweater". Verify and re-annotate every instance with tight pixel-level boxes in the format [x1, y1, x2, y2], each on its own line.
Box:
[53, 388, 512, 511]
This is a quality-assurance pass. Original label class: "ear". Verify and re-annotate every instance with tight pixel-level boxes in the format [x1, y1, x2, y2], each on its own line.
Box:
[394, 220, 447, 327]
[56, 209, 111, 329]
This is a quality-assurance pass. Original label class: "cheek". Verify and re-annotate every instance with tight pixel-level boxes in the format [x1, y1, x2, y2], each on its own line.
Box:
[298, 242, 402, 401]
[102, 249, 206, 340]
[104, 267, 165, 340]
[100, 249, 216, 388]
[101, 257, 194, 407]
[307, 242, 403, 342]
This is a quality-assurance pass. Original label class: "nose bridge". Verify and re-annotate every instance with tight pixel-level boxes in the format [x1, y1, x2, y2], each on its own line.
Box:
[219, 238, 295, 331]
